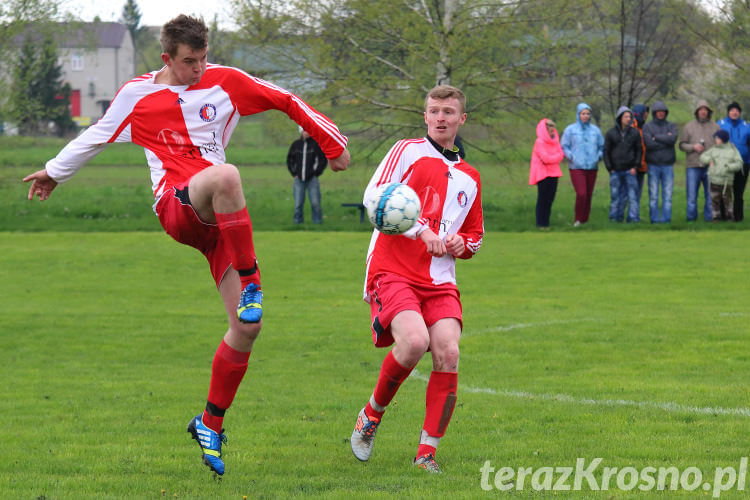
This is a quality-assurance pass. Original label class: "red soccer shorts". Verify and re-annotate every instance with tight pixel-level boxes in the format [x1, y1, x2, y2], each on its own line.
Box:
[155, 181, 234, 288]
[368, 272, 462, 348]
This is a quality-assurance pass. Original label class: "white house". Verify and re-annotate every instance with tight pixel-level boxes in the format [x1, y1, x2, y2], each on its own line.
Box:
[56, 22, 136, 126]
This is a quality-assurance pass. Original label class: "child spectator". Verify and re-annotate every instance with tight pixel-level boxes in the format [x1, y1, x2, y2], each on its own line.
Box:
[700, 129, 744, 221]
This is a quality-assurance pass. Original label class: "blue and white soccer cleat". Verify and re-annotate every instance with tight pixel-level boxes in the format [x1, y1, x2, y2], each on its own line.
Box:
[237, 283, 263, 323]
[414, 453, 442, 474]
[187, 414, 227, 476]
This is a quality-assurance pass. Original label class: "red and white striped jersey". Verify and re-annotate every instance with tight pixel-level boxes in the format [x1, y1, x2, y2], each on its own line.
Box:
[363, 138, 484, 299]
[45, 64, 347, 201]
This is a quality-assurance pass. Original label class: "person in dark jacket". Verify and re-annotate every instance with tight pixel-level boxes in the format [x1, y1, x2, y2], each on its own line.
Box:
[643, 100, 678, 223]
[603, 106, 642, 222]
[717, 101, 750, 221]
[287, 127, 328, 224]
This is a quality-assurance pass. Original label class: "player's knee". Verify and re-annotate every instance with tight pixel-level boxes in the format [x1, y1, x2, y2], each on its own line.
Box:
[402, 332, 430, 359]
[433, 342, 460, 371]
[213, 164, 242, 193]
[237, 320, 262, 342]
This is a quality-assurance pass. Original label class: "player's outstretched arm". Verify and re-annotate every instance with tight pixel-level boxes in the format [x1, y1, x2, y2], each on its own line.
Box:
[329, 148, 351, 172]
[419, 228, 447, 257]
[23, 169, 58, 201]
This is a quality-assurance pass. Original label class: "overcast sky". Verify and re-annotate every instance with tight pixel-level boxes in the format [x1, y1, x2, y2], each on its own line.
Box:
[59, 0, 235, 28]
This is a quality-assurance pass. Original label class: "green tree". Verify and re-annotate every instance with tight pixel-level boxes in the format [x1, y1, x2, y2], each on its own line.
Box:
[8, 32, 75, 136]
[121, 0, 150, 74]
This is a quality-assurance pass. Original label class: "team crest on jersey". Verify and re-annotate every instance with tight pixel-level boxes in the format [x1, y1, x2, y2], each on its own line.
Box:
[199, 104, 217, 122]
[457, 191, 468, 207]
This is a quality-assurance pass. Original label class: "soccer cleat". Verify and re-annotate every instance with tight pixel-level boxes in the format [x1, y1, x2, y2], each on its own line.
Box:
[187, 414, 227, 476]
[237, 283, 263, 323]
[414, 453, 442, 474]
[350, 407, 380, 461]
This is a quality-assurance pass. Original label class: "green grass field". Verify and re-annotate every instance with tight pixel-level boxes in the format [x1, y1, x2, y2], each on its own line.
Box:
[2, 115, 750, 497]
[2, 230, 749, 498]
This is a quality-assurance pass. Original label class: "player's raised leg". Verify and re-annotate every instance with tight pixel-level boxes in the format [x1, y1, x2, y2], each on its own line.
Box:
[188, 164, 263, 323]
[413, 318, 460, 474]
[188, 268, 262, 475]
[351, 310, 428, 461]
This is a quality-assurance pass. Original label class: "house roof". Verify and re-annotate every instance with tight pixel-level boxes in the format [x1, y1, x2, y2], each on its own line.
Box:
[57, 22, 129, 49]
[12, 21, 129, 49]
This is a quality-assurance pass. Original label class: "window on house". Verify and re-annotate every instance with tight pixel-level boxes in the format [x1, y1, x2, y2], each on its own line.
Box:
[71, 54, 84, 71]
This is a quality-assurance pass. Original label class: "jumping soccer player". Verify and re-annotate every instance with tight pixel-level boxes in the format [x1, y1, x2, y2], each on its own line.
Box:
[23, 14, 349, 476]
[350, 85, 483, 473]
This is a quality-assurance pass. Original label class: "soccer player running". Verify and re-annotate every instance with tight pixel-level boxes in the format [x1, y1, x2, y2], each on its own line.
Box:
[350, 85, 483, 473]
[23, 15, 350, 476]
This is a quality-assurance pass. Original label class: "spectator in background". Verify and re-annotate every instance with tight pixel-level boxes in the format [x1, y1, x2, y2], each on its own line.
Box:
[561, 102, 604, 227]
[529, 118, 564, 230]
[679, 100, 719, 222]
[287, 127, 328, 224]
[643, 100, 678, 223]
[717, 102, 750, 221]
[631, 104, 649, 205]
[700, 129, 743, 221]
[603, 106, 642, 222]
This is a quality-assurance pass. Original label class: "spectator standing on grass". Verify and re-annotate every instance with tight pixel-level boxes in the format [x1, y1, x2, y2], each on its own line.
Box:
[717, 102, 750, 221]
[643, 100, 678, 223]
[700, 129, 743, 221]
[23, 14, 350, 477]
[631, 104, 649, 205]
[529, 118, 564, 230]
[287, 126, 328, 224]
[603, 106, 642, 223]
[561, 102, 604, 227]
[679, 100, 719, 222]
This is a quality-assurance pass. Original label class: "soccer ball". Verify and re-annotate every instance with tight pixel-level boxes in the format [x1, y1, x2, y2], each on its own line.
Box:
[366, 182, 421, 235]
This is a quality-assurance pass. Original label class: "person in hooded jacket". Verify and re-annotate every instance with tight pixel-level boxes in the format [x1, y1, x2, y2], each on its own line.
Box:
[529, 119, 564, 229]
[287, 127, 328, 224]
[643, 100, 678, 223]
[561, 103, 604, 226]
[631, 104, 649, 204]
[717, 102, 750, 221]
[700, 129, 744, 221]
[679, 100, 719, 222]
[603, 106, 642, 222]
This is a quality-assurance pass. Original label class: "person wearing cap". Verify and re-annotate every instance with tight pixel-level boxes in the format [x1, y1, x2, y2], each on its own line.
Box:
[700, 129, 744, 221]
[643, 100, 678, 223]
[717, 102, 750, 221]
[603, 106, 642, 222]
[679, 100, 719, 222]
[287, 126, 328, 224]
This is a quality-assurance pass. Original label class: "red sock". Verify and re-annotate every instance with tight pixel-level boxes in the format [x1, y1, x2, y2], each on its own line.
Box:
[215, 209, 261, 289]
[365, 351, 413, 420]
[418, 371, 458, 457]
[202, 340, 251, 433]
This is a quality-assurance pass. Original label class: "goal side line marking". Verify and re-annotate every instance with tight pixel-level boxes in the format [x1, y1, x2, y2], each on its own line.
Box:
[409, 370, 750, 418]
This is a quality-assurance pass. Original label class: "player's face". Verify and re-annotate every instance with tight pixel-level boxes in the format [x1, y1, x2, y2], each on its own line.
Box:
[163, 43, 208, 86]
[729, 108, 741, 120]
[424, 97, 466, 148]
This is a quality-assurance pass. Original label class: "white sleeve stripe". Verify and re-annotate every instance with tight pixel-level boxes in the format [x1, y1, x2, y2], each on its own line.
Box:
[377, 139, 411, 185]
[223, 66, 347, 148]
[290, 95, 348, 148]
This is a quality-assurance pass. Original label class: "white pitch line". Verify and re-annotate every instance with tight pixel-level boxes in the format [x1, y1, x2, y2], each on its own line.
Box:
[409, 370, 750, 418]
[463, 318, 601, 337]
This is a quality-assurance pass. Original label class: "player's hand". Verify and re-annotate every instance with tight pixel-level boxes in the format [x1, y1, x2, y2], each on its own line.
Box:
[329, 149, 350, 172]
[445, 234, 465, 257]
[420, 229, 447, 257]
[23, 169, 58, 201]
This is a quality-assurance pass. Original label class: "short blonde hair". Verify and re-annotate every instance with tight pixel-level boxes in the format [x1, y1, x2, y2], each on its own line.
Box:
[425, 85, 466, 113]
